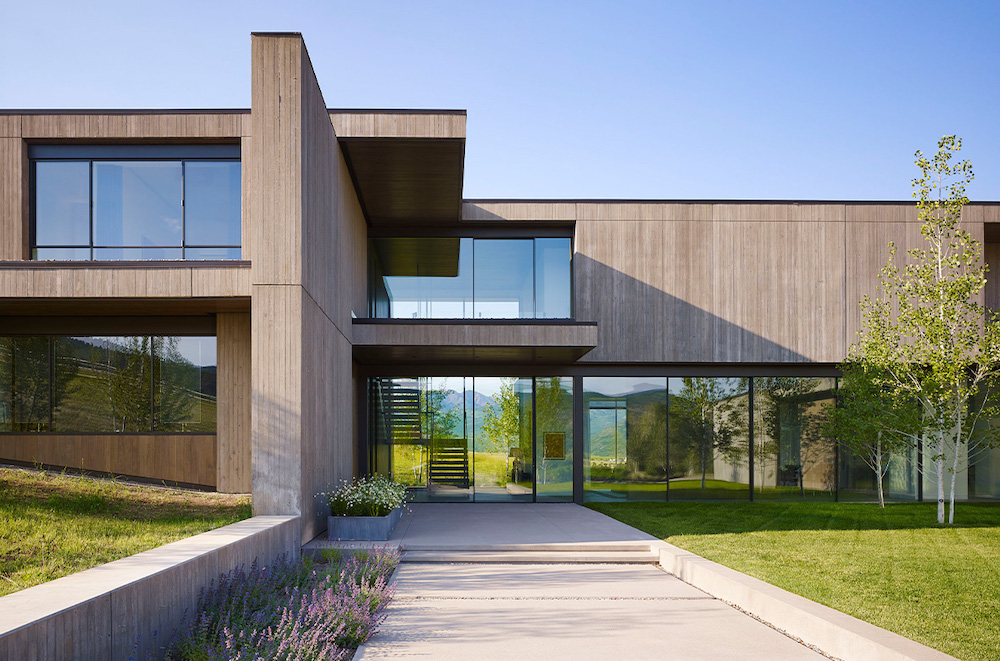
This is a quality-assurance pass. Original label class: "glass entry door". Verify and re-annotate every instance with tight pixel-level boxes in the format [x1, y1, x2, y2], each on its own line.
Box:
[370, 376, 573, 502]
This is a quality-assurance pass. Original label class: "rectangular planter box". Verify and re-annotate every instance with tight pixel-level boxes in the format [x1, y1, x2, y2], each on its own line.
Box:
[328, 506, 403, 541]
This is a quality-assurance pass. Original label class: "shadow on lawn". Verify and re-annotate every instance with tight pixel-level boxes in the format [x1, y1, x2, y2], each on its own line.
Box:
[587, 501, 1000, 536]
[0, 469, 251, 522]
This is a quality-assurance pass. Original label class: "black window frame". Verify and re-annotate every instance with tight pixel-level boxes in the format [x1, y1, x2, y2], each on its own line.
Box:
[367, 233, 576, 320]
[29, 144, 241, 261]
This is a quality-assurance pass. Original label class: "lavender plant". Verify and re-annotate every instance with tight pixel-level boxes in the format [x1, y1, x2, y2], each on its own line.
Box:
[162, 548, 398, 661]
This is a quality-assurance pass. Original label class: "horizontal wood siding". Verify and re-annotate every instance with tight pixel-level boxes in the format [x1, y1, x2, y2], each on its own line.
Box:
[352, 322, 598, 348]
[329, 111, 465, 139]
[19, 113, 242, 139]
[0, 434, 216, 486]
[0, 265, 251, 299]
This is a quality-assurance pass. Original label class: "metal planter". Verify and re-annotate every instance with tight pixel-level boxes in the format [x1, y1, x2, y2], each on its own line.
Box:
[327, 506, 403, 541]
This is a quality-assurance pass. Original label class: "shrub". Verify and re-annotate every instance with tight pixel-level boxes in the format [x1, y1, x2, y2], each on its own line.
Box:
[324, 475, 407, 517]
[161, 548, 399, 661]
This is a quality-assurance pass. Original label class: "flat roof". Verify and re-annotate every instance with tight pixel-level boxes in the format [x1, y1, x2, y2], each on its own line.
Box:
[0, 108, 464, 116]
[464, 198, 1000, 205]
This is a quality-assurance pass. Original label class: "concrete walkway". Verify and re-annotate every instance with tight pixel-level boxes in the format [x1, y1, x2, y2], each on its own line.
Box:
[346, 504, 828, 660]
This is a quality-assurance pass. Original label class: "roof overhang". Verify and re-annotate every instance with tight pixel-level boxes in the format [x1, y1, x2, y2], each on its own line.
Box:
[331, 110, 466, 226]
[351, 319, 598, 365]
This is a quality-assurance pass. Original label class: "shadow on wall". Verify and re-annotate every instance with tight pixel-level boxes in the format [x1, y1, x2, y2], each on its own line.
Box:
[252, 383, 354, 543]
[573, 254, 817, 363]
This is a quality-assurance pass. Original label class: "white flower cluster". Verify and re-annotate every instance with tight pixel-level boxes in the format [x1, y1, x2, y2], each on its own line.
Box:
[323, 474, 407, 517]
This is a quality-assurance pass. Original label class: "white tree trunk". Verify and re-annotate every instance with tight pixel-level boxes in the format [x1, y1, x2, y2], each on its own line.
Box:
[949, 430, 961, 524]
[936, 431, 945, 524]
[876, 432, 885, 508]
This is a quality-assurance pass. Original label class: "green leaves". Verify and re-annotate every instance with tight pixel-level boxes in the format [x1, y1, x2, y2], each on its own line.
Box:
[845, 135, 999, 522]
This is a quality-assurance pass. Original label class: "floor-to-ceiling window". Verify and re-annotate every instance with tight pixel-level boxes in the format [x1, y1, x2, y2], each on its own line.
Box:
[368, 237, 572, 319]
[583, 378, 668, 502]
[369, 376, 571, 502]
[667, 377, 751, 500]
[366, 372, 1000, 504]
[750, 377, 837, 501]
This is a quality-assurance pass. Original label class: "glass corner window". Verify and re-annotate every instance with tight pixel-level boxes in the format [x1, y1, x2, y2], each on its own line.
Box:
[31, 147, 241, 261]
[369, 237, 572, 320]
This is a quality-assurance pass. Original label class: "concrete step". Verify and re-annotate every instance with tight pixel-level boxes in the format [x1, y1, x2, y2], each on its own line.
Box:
[400, 550, 659, 564]
[401, 542, 654, 552]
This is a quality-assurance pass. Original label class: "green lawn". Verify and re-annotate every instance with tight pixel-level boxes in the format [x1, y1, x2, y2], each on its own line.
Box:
[0, 467, 251, 597]
[588, 501, 1000, 661]
[583, 478, 874, 501]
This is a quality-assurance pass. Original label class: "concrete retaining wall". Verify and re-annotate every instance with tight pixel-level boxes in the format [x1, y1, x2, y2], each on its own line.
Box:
[0, 515, 299, 661]
[657, 542, 959, 661]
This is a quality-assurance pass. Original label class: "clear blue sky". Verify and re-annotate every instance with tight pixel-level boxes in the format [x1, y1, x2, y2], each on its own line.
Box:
[3, 1, 998, 200]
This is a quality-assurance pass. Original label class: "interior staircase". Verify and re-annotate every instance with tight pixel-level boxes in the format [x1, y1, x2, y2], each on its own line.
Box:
[428, 437, 470, 488]
[377, 379, 471, 489]
[381, 379, 422, 445]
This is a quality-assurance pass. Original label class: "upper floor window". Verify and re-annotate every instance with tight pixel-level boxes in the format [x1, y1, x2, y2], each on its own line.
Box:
[30, 145, 241, 260]
[369, 237, 572, 319]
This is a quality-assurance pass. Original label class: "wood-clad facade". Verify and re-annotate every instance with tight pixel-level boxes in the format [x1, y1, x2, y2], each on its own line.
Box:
[2, 32, 999, 542]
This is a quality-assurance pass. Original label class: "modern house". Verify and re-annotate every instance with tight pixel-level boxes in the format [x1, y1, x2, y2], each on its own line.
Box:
[1, 32, 998, 544]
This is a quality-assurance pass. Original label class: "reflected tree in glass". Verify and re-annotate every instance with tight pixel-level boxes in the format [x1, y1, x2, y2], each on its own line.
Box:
[421, 378, 462, 442]
[626, 396, 668, 480]
[480, 377, 521, 489]
[671, 378, 746, 490]
[153, 337, 210, 432]
[823, 366, 919, 506]
[753, 377, 837, 497]
[0, 338, 60, 432]
[101, 337, 153, 432]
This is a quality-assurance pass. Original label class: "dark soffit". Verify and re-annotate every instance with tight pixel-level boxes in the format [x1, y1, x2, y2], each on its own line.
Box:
[339, 138, 465, 226]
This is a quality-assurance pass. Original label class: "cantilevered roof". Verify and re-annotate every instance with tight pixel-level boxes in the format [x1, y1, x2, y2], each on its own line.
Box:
[331, 110, 466, 226]
[352, 319, 598, 365]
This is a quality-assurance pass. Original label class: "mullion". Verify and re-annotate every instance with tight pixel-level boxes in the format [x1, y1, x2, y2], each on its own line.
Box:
[89, 160, 94, 260]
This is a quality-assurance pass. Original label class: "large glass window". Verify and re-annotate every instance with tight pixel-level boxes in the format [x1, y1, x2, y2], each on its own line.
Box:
[369, 375, 570, 502]
[474, 377, 534, 502]
[93, 162, 183, 249]
[0, 336, 216, 433]
[369, 237, 572, 319]
[472, 240, 534, 318]
[32, 147, 241, 261]
[535, 377, 573, 501]
[535, 239, 573, 319]
[752, 377, 836, 501]
[369, 373, 1000, 504]
[583, 377, 668, 502]
[34, 162, 90, 247]
[669, 377, 751, 500]
[0, 337, 52, 432]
